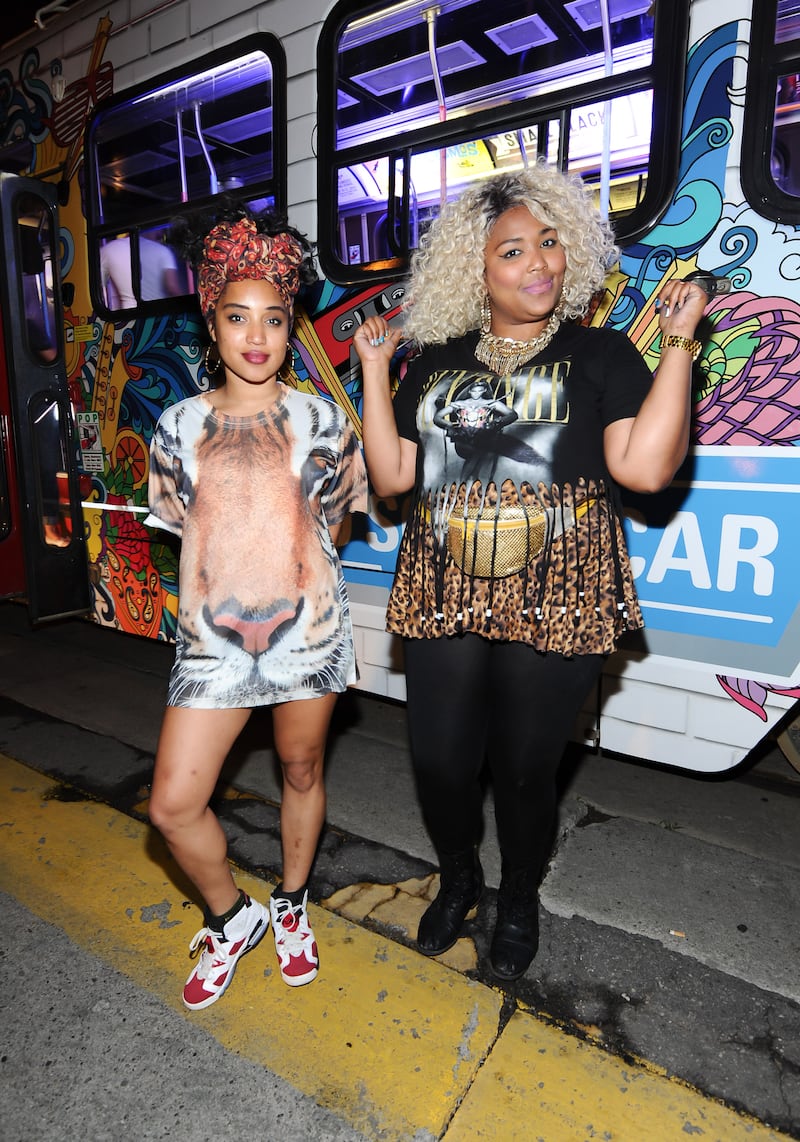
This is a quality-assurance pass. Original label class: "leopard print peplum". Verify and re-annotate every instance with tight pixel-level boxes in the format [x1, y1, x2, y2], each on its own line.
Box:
[386, 477, 643, 656]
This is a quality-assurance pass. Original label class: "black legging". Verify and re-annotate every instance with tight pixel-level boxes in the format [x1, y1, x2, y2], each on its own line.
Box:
[404, 634, 605, 882]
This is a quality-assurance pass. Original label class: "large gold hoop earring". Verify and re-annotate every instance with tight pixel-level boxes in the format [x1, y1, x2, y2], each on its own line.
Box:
[204, 343, 221, 377]
[480, 292, 492, 334]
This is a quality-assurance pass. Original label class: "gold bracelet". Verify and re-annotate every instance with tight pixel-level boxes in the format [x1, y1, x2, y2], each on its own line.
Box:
[661, 334, 702, 361]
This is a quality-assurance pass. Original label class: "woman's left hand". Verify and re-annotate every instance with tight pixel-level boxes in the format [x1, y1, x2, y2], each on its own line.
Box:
[606, 274, 711, 493]
[654, 278, 708, 338]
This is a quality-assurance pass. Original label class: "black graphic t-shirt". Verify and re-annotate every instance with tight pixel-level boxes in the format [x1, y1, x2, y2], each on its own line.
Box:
[387, 324, 652, 656]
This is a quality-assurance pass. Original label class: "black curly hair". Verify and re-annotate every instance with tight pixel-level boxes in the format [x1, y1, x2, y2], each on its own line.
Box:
[169, 195, 317, 287]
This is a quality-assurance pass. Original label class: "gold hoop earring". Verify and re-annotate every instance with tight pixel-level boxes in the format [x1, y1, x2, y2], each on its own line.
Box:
[280, 341, 295, 381]
[204, 343, 221, 377]
[480, 292, 492, 334]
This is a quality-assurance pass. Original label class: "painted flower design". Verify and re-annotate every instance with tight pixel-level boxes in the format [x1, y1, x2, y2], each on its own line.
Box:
[694, 293, 800, 446]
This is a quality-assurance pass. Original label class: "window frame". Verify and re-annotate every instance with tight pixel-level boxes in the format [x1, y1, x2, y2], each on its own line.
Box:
[16, 191, 60, 365]
[317, 0, 691, 285]
[741, 0, 800, 222]
[85, 34, 288, 319]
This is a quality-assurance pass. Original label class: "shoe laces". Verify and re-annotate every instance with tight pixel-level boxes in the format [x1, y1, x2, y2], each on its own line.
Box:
[188, 927, 228, 979]
[273, 900, 312, 953]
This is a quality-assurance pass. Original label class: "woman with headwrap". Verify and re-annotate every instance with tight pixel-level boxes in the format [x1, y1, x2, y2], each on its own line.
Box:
[145, 204, 367, 1009]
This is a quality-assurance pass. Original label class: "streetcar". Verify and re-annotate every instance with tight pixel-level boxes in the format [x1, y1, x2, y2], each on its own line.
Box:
[0, 0, 798, 773]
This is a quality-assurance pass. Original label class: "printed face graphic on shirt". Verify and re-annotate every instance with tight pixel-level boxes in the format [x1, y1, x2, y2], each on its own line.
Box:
[418, 363, 570, 490]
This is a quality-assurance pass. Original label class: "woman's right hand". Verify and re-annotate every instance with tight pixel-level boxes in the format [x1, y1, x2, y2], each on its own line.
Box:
[353, 316, 416, 497]
[352, 316, 404, 368]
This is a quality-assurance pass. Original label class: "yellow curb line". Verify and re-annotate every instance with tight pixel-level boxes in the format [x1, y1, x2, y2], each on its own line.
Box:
[446, 1006, 794, 1140]
[0, 752, 501, 1138]
[0, 753, 791, 1142]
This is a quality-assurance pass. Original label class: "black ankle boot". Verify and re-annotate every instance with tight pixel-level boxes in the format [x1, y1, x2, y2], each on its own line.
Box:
[418, 847, 484, 956]
[490, 872, 540, 981]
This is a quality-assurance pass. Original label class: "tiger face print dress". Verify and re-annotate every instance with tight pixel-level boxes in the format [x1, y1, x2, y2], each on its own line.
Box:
[145, 385, 367, 708]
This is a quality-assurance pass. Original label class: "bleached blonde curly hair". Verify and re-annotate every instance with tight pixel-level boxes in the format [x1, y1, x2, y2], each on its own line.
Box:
[402, 163, 619, 345]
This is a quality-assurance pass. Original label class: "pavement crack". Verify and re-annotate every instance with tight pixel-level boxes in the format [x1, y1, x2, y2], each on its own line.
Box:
[574, 803, 615, 828]
[760, 1005, 800, 1122]
[435, 997, 513, 1141]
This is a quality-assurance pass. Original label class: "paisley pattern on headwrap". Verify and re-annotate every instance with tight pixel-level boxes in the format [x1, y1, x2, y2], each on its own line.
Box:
[198, 217, 304, 317]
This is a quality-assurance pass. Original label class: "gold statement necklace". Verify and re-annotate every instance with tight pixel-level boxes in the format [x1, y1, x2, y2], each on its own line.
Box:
[474, 312, 561, 374]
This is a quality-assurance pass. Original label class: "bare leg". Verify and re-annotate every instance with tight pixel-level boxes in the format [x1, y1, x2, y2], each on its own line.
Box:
[149, 706, 251, 915]
[272, 693, 337, 891]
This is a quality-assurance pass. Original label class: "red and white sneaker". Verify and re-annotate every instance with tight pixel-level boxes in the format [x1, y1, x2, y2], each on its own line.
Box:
[269, 890, 319, 986]
[182, 893, 269, 1010]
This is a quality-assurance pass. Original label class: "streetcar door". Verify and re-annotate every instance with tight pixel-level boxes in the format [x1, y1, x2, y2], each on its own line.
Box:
[0, 173, 90, 621]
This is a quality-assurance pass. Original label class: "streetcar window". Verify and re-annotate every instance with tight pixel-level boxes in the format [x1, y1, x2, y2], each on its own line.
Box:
[317, 0, 689, 283]
[770, 0, 800, 200]
[773, 71, 800, 195]
[16, 194, 58, 364]
[86, 35, 287, 315]
[30, 394, 71, 549]
[743, 0, 800, 220]
[99, 229, 189, 310]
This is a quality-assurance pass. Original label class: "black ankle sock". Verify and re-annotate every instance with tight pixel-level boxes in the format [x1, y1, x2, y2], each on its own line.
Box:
[273, 883, 306, 907]
[205, 890, 246, 932]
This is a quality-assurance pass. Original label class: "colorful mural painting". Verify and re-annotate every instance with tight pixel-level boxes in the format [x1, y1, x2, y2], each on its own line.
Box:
[607, 21, 800, 719]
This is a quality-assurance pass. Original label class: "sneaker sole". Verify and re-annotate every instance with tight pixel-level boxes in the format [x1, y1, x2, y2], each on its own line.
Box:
[279, 963, 319, 987]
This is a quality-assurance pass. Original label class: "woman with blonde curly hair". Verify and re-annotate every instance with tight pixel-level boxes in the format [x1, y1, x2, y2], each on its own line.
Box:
[403, 162, 615, 344]
[355, 163, 708, 981]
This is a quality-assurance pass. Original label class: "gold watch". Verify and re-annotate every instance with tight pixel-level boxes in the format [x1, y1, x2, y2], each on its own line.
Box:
[662, 334, 702, 361]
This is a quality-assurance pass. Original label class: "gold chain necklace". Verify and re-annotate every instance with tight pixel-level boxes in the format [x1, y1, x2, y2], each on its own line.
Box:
[474, 313, 561, 374]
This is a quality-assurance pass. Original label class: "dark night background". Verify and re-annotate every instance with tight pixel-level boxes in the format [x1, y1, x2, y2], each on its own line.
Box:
[2, 3, 56, 51]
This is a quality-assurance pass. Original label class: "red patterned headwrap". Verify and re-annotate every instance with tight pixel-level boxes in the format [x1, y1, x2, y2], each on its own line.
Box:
[197, 217, 304, 318]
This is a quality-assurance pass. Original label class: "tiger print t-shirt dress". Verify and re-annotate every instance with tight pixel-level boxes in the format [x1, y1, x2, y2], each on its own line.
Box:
[145, 384, 368, 708]
[388, 323, 653, 657]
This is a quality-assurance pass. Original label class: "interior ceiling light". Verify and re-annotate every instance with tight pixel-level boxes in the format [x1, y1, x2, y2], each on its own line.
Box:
[565, 0, 652, 33]
[341, 0, 480, 50]
[204, 108, 272, 145]
[352, 41, 485, 97]
[130, 52, 270, 107]
[486, 15, 557, 55]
